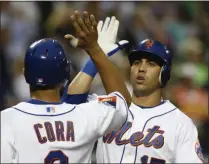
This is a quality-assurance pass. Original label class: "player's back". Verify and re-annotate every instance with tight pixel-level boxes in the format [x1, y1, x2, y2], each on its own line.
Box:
[1, 93, 127, 163]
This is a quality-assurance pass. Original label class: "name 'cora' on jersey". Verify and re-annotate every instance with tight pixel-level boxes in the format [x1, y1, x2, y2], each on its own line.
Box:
[33, 121, 75, 144]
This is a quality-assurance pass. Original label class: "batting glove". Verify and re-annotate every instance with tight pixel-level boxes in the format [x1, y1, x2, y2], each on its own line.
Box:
[97, 16, 129, 56]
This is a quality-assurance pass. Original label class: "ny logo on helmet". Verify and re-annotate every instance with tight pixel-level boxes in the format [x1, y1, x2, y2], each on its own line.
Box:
[145, 40, 154, 48]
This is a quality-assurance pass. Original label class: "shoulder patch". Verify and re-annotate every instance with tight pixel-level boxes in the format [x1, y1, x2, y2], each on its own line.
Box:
[195, 140, 204, 162]
[98, 96, 117, 108]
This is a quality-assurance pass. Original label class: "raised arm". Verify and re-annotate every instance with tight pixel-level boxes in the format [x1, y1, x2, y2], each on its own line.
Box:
[62, 16, 129, 103]
[65, 11, 131, 106]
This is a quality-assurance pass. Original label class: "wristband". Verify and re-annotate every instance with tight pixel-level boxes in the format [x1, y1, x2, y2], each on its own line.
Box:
[81, 58, 97, 78]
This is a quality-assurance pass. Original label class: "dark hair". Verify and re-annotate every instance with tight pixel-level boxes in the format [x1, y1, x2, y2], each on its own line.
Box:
[30, 85, 58, 92]
[30, 83, 66, 97]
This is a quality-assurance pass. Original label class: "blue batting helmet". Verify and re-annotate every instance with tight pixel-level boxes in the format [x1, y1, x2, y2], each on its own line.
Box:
[24, 38, 70, 87]
[128, 39, 172, 87]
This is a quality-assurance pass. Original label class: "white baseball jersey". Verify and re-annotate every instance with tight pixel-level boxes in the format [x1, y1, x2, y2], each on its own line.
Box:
[1, 92, 128, 163]
[96, 100, 204, 163]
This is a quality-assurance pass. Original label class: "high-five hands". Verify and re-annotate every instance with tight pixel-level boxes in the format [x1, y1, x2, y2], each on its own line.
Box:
[65, 11, 129, 57]
[64, 11, 100, 53]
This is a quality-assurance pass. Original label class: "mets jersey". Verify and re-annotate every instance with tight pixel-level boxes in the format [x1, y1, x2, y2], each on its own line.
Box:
[96, 100, 204, 163]
[1, 92, 128, 163]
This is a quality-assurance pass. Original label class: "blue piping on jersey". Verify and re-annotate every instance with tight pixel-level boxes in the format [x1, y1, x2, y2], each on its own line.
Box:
[133, 108, 177, 163]
[120, 145, 126, 163]
[27, 99, 62, 105]
[119, 107, 134, 164]
[114, 93, 129, 130]
[119, 109, 134, 164]
[134, 100, 166, 109]
[128, 109, 134, 120]
[12, 106, 76, 117]
[119, 107, 177, 164]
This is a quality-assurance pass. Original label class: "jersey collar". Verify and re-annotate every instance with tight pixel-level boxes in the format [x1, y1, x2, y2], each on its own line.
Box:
[134, 100, 166, 109]
[27, 99, 62, 105]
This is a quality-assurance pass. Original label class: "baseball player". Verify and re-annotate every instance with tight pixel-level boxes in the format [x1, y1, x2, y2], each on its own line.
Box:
[64, 18, 205, 163]
[1, 11, 131, 163]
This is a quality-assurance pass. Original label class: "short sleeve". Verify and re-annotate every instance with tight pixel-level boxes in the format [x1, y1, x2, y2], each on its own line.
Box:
[80, 92, 128, 137]
[175, 121, 204, 163]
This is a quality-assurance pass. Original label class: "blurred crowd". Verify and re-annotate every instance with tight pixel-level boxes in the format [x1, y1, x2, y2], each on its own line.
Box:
[1, 1, 208, 160]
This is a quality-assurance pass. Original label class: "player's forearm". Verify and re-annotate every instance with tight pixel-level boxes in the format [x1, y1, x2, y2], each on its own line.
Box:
[67, 72, 93, 94]
[87, 46, 131, 106]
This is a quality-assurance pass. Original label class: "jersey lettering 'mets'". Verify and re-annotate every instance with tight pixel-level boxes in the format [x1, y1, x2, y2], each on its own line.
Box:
[103, 122, 164, 149]
[34, 121, 75, 144]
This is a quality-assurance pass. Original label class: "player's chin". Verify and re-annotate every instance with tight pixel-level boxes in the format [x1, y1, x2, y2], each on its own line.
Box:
[134, 83, 147, 92]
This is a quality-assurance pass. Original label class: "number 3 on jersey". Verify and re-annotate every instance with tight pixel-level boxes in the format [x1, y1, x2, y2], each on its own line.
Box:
[45, 150, 68, 164]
